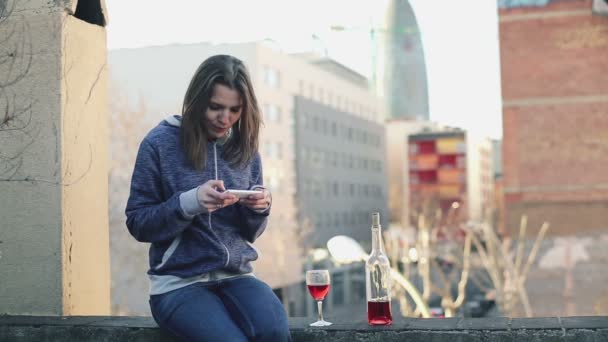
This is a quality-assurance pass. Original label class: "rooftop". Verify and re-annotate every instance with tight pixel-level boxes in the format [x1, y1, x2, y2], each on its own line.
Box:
[409, 128, 466, 141]
[498, 0, 581, 8]
[291, 52, 369, 88]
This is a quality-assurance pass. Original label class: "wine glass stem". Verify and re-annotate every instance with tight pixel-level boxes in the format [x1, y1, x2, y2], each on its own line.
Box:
[317, 300, 324, 322]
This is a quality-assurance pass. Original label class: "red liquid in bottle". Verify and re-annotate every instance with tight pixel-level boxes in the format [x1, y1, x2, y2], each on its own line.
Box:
[307, 284, 330, 300]
[367, 301, 392, 325]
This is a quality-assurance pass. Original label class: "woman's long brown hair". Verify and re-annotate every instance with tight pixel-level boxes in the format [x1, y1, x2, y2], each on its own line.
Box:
[181, 55, 261, 170]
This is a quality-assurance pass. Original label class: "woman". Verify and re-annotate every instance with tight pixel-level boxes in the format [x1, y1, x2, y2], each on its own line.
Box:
[126, 55, 291, 341]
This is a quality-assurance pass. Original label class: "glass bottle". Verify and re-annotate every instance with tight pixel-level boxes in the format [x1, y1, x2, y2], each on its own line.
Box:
[365, 212, 393, 325]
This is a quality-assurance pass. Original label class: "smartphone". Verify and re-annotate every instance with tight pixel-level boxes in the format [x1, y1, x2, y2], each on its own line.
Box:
[225, 189, 263, 198]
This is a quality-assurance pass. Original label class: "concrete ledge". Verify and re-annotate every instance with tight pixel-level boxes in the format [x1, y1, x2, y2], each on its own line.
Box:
[1, 315, 608, 341]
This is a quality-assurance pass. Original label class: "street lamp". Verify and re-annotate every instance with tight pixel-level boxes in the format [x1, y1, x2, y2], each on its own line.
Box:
[327, 235, 431, 318]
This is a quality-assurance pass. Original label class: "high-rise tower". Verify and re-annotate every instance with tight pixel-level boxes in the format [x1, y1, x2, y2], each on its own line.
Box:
[383, 0, 429, 120]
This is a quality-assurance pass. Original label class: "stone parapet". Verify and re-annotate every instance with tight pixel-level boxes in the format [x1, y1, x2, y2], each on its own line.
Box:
[1, 315, 607, 341]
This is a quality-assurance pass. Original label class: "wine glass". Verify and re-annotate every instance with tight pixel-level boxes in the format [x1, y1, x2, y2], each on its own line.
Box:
[306, 270, 332, 327]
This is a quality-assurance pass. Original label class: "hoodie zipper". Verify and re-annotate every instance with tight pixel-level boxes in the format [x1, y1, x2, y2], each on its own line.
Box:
[210, 142, 230, 268]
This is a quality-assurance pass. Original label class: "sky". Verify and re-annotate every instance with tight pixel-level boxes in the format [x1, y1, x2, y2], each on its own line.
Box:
[105, 0, 503, 139]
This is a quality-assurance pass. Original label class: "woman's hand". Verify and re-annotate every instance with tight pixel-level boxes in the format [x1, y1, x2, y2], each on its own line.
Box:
[197, 180, 238, 213]
[239, 188, 271, 212]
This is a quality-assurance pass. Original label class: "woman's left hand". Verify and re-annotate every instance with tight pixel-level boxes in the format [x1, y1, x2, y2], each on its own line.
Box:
[239, 188, 271, 211]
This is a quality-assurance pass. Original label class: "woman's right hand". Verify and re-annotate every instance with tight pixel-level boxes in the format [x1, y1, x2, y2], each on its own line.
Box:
[196, 180, 238, 213]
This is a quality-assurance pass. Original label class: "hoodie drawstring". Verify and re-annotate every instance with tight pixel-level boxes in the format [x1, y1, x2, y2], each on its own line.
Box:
[211, 142, 230, 268]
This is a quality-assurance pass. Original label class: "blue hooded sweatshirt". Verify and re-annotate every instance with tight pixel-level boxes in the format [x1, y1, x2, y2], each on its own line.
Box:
[125, 116, 269, 295]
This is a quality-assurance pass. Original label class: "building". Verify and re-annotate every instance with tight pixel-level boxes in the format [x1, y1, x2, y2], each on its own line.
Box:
[386, 120, 494, 229]
[381, 0, 430, 120]
[407, 130, 494, 226]
[492, 139, 506, 235]
[499, 0, 608, 236]
[294, 95, 388, 246]
[386, 119, 439, 227]
[108, 42, 388, 314]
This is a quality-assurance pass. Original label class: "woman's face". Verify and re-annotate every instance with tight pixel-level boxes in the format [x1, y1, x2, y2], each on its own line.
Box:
[204, 83, 243, 139]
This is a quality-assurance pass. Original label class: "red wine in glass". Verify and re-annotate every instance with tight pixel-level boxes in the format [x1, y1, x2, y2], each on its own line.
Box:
[307, 284, 331, 301]
[306, 270, 332, 326]
[367, 300, 393, 325]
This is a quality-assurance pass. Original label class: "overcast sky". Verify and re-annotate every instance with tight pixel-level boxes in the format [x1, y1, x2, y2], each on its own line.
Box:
[105, 0, 503, 139]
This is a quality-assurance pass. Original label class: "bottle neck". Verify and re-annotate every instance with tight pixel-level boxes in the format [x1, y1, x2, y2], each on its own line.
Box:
[371, 226, 384, 253]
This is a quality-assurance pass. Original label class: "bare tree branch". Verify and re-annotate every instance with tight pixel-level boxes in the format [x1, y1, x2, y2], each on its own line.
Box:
[0, 0, 37, 182]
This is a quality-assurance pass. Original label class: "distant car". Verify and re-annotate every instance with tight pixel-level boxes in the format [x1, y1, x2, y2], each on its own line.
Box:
[429, 307, 445, 318]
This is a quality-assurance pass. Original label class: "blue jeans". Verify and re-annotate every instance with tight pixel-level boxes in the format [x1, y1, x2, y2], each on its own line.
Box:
[149, 276, 291, 342]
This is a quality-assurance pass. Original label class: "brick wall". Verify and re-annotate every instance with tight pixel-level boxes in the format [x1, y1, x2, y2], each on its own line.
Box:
[500, 0, 608, 235]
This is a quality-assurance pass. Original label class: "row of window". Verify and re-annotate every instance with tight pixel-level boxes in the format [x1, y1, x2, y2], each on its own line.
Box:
[300, 114, 382, 147]
[264, 142, 385, 173]
[298, 81, 378, 120]
[260, 66, 378, 121]
[310, 211, 378, 229]
[300, 180, 384, 198]
[300, 148, 383, 172]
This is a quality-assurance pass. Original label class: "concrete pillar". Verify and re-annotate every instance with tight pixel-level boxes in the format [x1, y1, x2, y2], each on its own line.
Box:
[0, 0, 110, 315]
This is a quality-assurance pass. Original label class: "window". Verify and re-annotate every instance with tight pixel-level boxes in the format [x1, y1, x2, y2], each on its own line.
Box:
[304, 179, 311, 195]
[263, 104, 281, 123]
[300, 113, 308, 128]
[268, 175, 280, 192]
[263, 67, 280, 88]
[276, 142, 283, 159]
[312, 148, 320, 165]
[264, 142, 282, 159]
[264, 167, 281, 193]
[313, 181, 321, 196]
